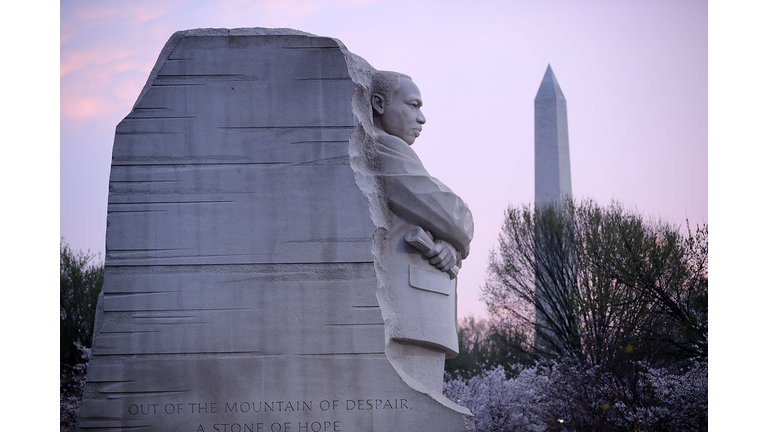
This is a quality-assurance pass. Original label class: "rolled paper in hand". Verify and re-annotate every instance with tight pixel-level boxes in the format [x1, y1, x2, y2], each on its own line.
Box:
[404, 226, 460, 279]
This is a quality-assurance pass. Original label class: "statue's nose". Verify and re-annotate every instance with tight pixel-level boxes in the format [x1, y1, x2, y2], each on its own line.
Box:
[417, 111, 426, 124]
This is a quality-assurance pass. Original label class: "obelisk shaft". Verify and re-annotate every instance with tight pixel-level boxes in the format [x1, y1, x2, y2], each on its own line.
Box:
[534, 65, 573, 353]
[535, 65, 572, 207]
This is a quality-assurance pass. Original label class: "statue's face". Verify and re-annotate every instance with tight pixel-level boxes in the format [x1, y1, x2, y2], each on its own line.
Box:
[378, 78, 426, 145]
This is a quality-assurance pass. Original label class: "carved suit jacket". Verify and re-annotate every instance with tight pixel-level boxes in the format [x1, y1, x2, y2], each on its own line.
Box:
[368, 133, 474, 358]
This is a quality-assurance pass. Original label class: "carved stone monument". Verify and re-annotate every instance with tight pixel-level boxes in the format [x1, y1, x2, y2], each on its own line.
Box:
[78, 28, 474, 432]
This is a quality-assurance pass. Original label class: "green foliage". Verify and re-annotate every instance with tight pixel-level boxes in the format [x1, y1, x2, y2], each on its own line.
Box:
[481, 199, 707, 368]
[60, 239, 104, 367]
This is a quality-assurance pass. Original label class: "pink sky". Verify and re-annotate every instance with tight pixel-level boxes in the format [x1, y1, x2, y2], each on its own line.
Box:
[60, 0, 707, 320]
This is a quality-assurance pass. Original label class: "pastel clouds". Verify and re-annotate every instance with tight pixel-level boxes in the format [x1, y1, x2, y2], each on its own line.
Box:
[61, 66, 149, 121]
[61, 2, 182, 122]
[61, 42, 152, 122]
[63, 0, 182, 29]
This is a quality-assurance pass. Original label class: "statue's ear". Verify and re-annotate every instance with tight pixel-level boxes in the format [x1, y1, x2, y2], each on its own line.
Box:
[371, 93, 386, 116]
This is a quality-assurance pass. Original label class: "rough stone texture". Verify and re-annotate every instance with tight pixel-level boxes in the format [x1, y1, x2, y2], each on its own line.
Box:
[534, 65, 572, 207]
[78, 28, 473, 431]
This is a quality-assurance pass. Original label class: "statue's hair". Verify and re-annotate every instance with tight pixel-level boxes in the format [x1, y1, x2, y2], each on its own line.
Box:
[371, 70, 412, 105]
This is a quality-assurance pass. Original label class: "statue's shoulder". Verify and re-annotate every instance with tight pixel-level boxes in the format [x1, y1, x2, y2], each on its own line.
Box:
[373, 130, 409, 150]
[372, 130, 422, 163]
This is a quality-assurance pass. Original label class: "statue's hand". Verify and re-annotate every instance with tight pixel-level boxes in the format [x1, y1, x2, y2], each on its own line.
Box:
[425, 239, 459, 273]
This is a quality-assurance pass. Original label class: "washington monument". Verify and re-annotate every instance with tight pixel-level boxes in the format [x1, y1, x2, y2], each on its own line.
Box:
[534, 65, 573, 352]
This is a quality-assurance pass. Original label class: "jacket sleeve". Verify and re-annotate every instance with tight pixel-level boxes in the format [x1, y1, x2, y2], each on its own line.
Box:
[372, 135, 474, 258]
